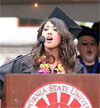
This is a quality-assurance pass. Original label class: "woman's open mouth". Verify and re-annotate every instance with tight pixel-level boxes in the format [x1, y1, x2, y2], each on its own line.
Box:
[46, 36, 53, 42]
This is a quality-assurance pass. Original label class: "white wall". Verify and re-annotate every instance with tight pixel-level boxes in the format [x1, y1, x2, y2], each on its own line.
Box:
[0, 17, 38, 45]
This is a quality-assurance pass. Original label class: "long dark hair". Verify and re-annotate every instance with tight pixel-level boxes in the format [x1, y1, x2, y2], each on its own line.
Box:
[31, 18, 77, 73]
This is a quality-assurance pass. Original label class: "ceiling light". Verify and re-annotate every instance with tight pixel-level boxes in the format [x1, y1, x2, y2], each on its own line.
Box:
[34, 2, 39, 8]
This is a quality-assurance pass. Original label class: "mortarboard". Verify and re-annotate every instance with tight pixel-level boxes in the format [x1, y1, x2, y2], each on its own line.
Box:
[77, 26, 100, 44]
[48, 7, 82, 37]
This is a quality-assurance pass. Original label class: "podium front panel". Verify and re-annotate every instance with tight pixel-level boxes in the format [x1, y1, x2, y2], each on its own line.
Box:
[1, 74, 100, 108]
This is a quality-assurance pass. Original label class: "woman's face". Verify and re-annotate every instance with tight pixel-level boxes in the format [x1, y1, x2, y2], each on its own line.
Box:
[42, 21, 61, 49]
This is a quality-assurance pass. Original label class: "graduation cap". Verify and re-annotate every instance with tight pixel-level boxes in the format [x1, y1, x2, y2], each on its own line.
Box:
[48, 7, 82, 37]
[77, 26, 100, 44]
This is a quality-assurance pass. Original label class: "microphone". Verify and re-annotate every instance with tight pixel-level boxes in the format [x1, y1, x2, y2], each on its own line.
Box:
[0, 36, 45, 68]
[39, 36, 45, 44]
[39, 36, 45, 50]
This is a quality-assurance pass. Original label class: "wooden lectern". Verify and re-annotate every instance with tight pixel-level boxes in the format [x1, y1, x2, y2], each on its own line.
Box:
[1, 74, 100, 108]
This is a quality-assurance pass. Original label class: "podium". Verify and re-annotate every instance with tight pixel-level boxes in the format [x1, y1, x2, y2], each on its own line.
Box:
[1, 74, 100, 108]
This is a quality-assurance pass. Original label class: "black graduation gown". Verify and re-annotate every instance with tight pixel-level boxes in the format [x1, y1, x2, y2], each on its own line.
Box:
[0, 55, 87, 99]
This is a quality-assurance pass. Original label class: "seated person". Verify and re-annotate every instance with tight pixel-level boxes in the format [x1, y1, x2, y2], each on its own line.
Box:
[92, 21, 100, 57]
[77, 26, 100, 73]
[92, 21, 100, 34]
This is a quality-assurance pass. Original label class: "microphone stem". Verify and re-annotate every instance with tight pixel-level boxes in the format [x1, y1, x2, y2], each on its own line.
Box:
[0, 44, 42, 68]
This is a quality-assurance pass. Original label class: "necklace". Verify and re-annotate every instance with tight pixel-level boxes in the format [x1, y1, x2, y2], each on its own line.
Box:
[37, 55, 65, 74]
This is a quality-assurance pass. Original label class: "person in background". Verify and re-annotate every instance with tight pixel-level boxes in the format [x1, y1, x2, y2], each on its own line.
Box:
[77, 26, 100, 73]
[92, 21, 100, 34]
[92, 21, 100, 57]
[0, 7, 87, 99]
